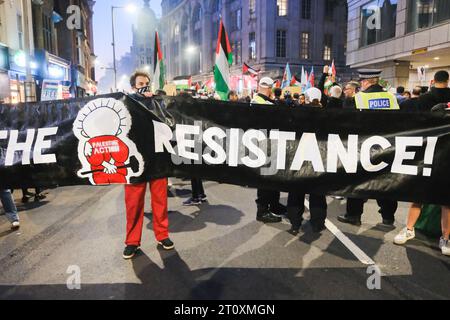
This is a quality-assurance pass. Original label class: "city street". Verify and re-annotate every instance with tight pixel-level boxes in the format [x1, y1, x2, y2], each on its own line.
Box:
[0, 180, 449, 300]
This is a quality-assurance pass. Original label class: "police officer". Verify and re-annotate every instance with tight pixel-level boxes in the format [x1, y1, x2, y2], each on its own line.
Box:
[251, 77, 284, 223]
[337, 69, 399, 227]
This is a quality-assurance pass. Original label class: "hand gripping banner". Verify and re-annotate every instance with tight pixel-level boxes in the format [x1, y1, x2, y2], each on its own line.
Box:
[1, 93, 450, 205]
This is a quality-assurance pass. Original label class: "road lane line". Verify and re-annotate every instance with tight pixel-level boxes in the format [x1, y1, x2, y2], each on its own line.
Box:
[305, 199, 375, 266]
[325, 219, 375, 265]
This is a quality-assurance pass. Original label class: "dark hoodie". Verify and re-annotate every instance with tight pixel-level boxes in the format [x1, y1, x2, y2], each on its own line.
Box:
[326, 97, 343, 109]
[417, 87, 450, 112]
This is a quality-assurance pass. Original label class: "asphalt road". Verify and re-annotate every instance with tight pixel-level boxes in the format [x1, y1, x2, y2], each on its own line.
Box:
[0, 180, 449, 300]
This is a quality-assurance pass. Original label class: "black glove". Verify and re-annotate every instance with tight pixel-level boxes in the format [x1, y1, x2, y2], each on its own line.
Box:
[431, 103, 450, 113]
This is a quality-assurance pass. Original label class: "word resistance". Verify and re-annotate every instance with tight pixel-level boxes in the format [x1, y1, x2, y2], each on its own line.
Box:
[154, 121, 438, 177]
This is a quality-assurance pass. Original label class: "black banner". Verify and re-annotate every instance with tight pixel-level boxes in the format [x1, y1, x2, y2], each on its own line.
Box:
[1, 93, 450, 205]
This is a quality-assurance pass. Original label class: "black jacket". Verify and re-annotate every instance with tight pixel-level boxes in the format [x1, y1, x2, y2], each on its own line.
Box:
[416, 87, 450, 112]
[326, 97, 343, 109]
[363, 84, 385, 93]
[400, 97, 419, 112]
[343, 97, 356, 109]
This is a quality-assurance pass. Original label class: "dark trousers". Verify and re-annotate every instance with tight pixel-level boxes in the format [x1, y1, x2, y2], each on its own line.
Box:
[191, 178, 205, 199]
[288, 193, 327, 229]
[347, 198, 397, 221]
[256, 189, 280, 208]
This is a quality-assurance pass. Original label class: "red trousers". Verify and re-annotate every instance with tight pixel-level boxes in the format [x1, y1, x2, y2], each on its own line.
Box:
[125, 178, 169, 246]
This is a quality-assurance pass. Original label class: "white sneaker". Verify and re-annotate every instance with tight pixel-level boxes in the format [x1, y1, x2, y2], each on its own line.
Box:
[11, 221, 20, 230]
[439, 237, 447, 249]
[440, 238, 450, 256]
[394, 228, 415, 245]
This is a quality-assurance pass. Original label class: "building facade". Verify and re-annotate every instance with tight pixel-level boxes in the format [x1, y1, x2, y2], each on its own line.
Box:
[0, 0, 97, 103]
[97, 0, 157, 93]
[56, 0, 97, 97]
[32, 0, 72, 100]
[160, 0, 350, 87]
[0, 0, 36, 103]
[347, 0, 450, 89]
[131, 0, 158, 72]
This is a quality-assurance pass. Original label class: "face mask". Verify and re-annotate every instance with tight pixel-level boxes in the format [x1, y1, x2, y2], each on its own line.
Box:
[137, 86, 151, 94]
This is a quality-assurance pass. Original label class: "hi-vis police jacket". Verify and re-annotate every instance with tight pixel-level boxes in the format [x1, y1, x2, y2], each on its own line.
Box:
[251, 93, 274, 105]
[354, 84, 400, 110]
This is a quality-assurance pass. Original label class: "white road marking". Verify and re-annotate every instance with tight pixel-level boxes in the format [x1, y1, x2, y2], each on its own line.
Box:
[305, 199, 376, 266]
[325, 219, 376, 265]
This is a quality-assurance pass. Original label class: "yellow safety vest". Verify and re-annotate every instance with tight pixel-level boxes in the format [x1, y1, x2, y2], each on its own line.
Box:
[355, 92, 399, 110]
[251, 94, 274, 105]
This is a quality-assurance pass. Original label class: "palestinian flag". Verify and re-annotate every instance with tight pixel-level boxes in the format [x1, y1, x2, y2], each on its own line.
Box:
[152, 31, 165, 92]
[331, 60, 337, 77]
[173, 76, 192, 90]
[243, 62, 259, 77]
[204, 77, 215, 90]
[291, 75, 301, 87]
[214, 19, 233, 100]
[274, 80, 281, 88]
[309, 66, 315, 88]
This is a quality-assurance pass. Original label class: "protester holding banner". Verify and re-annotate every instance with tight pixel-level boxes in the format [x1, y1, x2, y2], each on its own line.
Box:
[21, 187, 46, 203]
[338, 69, 399, 228]
[0, 189, 19, 230]
[417, 71, 450, 112]
[183, 179, 207, 206]
[251, 77, 284, 223]
[287, 83, 329, 234]
[394, 92, 450, 256]
[123, 71, 174, 260]
[287, 193, 327, 235]
[394, 204, 450, 256]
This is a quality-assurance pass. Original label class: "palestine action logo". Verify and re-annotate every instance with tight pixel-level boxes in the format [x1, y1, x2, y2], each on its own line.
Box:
[73, 98, 144, 185]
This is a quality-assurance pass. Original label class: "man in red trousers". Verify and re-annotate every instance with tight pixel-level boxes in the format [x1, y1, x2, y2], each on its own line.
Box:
[123, 71, 174, 260]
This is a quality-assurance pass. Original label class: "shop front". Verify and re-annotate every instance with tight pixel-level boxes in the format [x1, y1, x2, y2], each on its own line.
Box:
[34, 50, 71, 101]
[0, 44, 10, 104]
[8, 49, 39, 103]
[74, 69, 97, 98]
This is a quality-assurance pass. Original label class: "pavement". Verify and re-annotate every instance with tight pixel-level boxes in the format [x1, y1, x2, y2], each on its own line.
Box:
[0, 180, 449, 300]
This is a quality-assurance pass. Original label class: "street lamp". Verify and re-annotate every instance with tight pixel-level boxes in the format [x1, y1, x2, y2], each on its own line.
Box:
[185, 45, 202, 74]
[111, 4, 137, 91]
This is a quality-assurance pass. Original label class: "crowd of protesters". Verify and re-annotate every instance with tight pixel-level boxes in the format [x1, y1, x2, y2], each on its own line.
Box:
[167, 67, 450, 257]
[1, 67, 449, 259]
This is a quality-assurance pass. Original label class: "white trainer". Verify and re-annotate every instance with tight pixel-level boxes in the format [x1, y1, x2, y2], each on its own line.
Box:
[394, 228, 415, 245]
[439, 237, 446, 249]
[440, 238, 450, 256]
[11, 221, 20, 230]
